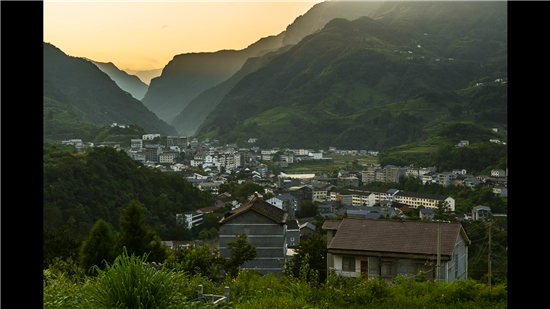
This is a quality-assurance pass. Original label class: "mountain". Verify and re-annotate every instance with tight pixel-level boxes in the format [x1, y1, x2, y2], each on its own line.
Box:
[140, 33, 285, 123]
[170, 45, 294, 136]
[86, 59, 149, 100]
[43, 42, 177, 136]
[165, 2, 392, 131]
[122, 68, 163, 85]
[194, 1, 506, 150]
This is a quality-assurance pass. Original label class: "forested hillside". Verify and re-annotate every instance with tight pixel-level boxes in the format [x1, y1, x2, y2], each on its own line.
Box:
[377, 122, 507, 169]
[43, 42, 177, 136]
[43, 145, 210, 241]
[170, 45, 294, 136]
[194, 1, 506, 150]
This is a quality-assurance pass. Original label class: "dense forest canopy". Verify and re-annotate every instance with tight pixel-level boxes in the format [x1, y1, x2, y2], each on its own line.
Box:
[43, 145, 210, 241]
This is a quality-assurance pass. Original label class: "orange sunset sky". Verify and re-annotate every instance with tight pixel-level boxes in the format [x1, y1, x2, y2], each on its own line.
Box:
[44, 0, 326, 72]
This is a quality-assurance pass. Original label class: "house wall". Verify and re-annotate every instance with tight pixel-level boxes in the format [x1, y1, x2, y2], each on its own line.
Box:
[219, 210, 286, 275]
[330, 232, 468, 283]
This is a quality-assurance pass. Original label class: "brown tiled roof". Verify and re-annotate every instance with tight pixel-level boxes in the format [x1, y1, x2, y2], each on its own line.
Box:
[217, 195, 288, 225]
[322, 220, 343, 230]
[327, 218, 468, 257]
[199, 206, 218, 213]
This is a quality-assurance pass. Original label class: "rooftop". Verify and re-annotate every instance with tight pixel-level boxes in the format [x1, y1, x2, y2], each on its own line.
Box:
[326, 218, 469, 256]
[217, 194, 289, 225]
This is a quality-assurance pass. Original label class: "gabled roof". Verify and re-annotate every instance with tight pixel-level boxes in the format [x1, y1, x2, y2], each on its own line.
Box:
[275, 194, 295, 201]
[299, 222, 316, 230]
[218, 196, 237, 203]
[198, 206, 218, 213]
[326, 218, 469, 257]
[287, 219, 299, 230]
[217, 194, 289, 225]
[322, 220, 343, 230]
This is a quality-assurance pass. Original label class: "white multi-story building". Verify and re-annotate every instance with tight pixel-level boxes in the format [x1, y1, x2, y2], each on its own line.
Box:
[131, 139, 143, 149]
[142, 134, 160, 140]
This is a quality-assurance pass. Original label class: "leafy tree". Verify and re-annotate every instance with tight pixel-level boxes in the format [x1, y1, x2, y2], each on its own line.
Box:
[224, 232, 257, 277]
[198, 228, 211, 241]
[43, 224, 81, 269]
[114, 200, 167, 263]
[79, 219, 116, 274]
[286, 233, 327, 283]
[433, 200, 458, 222]
[163, 242, 225, 280]
[296, 201, 319, 218]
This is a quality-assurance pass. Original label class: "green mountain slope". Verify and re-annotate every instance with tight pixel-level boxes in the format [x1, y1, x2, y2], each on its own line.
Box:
[142, 0, 388, 125]
[86, 59, 149, 100]
[43, 42, 177, 136]
[377, 122, 506, 168]
[140, 33, 285, 123]
[170, 45, 293, 136]
[195, 1, 506, 150]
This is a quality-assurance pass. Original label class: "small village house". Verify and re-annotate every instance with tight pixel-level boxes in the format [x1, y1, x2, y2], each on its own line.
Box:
[323, 218, 470, 283]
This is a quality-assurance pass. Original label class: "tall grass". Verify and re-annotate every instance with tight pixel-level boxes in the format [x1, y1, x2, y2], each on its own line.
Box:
[87, 248, 178, 309]
[45, 255, 507, 309]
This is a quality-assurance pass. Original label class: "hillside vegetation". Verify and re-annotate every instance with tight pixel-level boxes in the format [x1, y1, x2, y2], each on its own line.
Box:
[43, 42, 177, 136]
[43, 145, 209, 241]
[378, 122, 506, 169]
[193, 1, 506, 150]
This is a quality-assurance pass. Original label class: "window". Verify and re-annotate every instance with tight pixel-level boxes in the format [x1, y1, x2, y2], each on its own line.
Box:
[381, 262, 396, 277]
[342, 256, 355, 271]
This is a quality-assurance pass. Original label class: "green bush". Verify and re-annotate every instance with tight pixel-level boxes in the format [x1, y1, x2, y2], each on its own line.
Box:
[87, 247, 177, 308]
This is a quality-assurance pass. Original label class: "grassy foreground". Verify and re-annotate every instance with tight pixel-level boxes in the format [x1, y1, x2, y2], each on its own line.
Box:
[43, 252, 507, 309]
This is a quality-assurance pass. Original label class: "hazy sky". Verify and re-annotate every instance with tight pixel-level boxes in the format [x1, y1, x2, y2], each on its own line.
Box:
[44, 1, 325, 72]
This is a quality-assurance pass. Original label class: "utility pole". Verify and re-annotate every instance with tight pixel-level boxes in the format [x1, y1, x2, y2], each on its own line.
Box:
[436, 220, 441, 281]
[488, 219, 492, 289]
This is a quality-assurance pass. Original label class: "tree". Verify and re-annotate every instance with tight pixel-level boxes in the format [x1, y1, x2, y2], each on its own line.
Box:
[198, 228, 211, 241]
[433, 200, 457, 222]
[224, 233, 257, 277]
[296, 201, 319, 218]
[286, 233, 327, 283]
[114, 200, 168, 263]
[163, 242, 225, 280]
[43, 224, 81, 269]
[79, 219, 116, 274]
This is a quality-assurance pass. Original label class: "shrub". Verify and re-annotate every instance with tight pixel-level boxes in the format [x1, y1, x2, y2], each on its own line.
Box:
[87, 247, 177, 308]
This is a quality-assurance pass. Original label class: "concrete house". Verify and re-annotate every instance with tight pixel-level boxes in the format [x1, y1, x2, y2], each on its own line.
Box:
[299, 222, 316, 238]
[287, 219, 300, 248]
[419, 208, 436, 220]
[215, 196, 239, 209]
[289, 186, 313, 211]
[472, 205, 492, 221]
[145, 145, 162, 163]
[266, 194, 297, 218]
[323, 218, 470, 283]
[492, 186, 508, 197]
[177, 211, 203, 229]
[491, 169, 506, 177]
[217, 194, 290, 275]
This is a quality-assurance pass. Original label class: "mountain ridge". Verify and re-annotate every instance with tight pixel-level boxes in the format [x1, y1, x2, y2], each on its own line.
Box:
[86, 59, 149, 101]
[192, 1, 506, 150]
[43, 42, 177, 136]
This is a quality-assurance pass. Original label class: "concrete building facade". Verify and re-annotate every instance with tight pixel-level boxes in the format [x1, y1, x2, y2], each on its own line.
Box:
[217, 195, 290, 276]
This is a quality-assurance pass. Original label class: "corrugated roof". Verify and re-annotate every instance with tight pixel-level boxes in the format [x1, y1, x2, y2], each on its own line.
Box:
[217, 195, 288, 225]
[327, 218, 468, 256]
